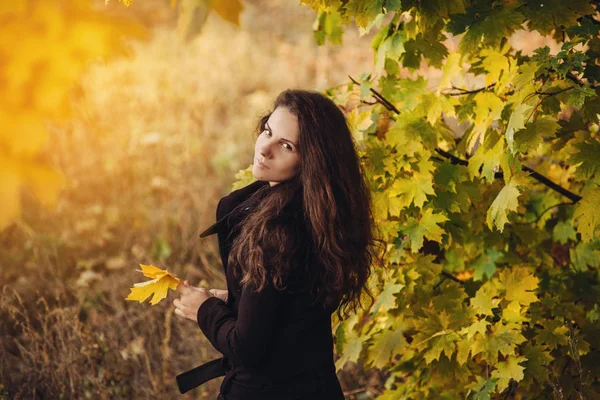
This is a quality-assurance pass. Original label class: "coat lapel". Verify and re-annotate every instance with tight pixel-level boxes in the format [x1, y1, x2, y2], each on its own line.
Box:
[198, 179, 270, 238]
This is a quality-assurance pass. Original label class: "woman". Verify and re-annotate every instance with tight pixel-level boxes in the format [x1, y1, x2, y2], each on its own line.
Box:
[173, 89, 385, 399]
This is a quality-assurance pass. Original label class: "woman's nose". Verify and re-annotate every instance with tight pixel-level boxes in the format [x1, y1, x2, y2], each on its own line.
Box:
[258, 145, 271, 158]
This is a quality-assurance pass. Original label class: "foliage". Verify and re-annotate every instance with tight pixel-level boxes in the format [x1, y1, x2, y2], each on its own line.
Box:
[236, 0, 600, 398]
[0, 0, 146, 231]
[109, 0, 244, 41]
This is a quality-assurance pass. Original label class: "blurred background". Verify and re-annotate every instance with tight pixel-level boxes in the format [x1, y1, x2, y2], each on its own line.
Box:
[0, 0, 562, 398]
[0, 0, 377, 398]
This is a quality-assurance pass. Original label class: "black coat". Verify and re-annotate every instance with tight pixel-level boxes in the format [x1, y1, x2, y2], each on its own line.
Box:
[176, 180, 345, 400]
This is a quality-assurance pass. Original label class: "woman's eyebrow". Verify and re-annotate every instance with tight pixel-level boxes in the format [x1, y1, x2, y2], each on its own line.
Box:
[266, 121, 298, 147]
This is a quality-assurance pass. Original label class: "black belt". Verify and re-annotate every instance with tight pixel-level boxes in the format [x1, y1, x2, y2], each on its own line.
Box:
[177, 357, 338, 396]
[176, 356, 233, 394]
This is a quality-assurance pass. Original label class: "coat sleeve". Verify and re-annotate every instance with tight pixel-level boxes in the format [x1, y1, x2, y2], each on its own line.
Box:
[196, 278, 281, 368]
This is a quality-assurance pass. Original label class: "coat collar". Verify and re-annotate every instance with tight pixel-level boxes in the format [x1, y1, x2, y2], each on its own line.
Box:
[198, 179, 270, 238]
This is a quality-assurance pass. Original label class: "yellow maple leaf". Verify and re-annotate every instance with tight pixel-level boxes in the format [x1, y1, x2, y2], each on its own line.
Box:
[125, 264, 182, 305]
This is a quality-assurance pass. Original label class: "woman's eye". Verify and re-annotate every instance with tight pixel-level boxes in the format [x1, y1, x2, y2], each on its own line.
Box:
[263, 128, 293, 151]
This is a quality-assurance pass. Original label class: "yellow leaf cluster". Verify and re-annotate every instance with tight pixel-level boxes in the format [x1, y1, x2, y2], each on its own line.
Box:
[126, 264, 182, 306]
[0, 0, 146, 230]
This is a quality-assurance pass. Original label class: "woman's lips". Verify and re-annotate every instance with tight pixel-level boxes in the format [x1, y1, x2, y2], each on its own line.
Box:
[256, 157, 268, 168]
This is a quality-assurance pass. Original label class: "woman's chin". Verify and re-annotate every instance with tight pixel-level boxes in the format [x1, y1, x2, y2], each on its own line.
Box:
[251, 167, 265, 180]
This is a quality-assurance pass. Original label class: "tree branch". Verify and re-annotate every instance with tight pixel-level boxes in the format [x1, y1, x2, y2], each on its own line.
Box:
[348, 75, 401, 114]
[444, 82, 497, 96]
[346, 75, 583, 204]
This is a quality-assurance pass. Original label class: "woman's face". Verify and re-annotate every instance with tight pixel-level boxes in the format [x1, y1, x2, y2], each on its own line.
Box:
[253, 106, 300, 187]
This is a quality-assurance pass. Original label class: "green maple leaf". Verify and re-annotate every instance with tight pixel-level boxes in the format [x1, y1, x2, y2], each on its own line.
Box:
[581, 89, 600, 123]
[534, 319, 569, 351]
[383, 77, 428, 112]
[346, 108, 373, 142]
[423, 330, 458, 364]
[514, 116, 561, 154]
[387, 196, 405, 218]
[386, 137, 423, 159]
[412, 309, 458, 364]
[343, 0, 382, 28]
[490, 355, 527, 393]
[300, 0, 343, 12]
[383, 157, 399, 176]
[471, 285, 501, 316]
[437, 52, 463, 93]
[415, 92, 458, 125]
[419, 0, 466, 24]
[570, 139, 600, 181]
[522, 0, 595, 36]
[570, 241, 600, 272]
[372, 190, 389, 221]
[401, 207, 448, 253]
[413, 309, 451, 346]
[572, 184, 600, 242]
[452, 4, 524, 55]
[388, 197, 406, 217]
[456, 335, 475, 366]
[466, 92, 504, 154]
[511, 62, 539, 90]
[334, 313, 360, 354]
[367, 141, 387, 173]
[466, 375, 497, 400]
[385, 115, 437, 151]
[552, 220, 577, 244]
[486, 172, 530, 232]
[367, 319, 409, 369]
[435, 163, 481, 213]
[390, 172, 436, 211]
[370, 280, 404, 314]
[472, 248, 503, 281]
[505, 103, 534, 154]
[566, 86, 597, 109]
[464, 318, 492, 340]
[414, 150, 436, 176]
[522, 343, 554, 383]
[471, 321, 527, 364]
[498, 267, 539, 306]
[313, 8, 344, 45]
[467, 133, 505, 182]
[432, 283, 469, 313]
[434, 161, 461, 193]
[383, 0, 401, 12]
[375, 31, 406, 72]
[323, 9, 344, 44]
[480, 47, 510, 88]
[502, 301, 526, 324]
[335, 333, 366, 370]
[359, 78, 373, 99]
[403, 33, 449, 69]
[566, 15, 600, 39]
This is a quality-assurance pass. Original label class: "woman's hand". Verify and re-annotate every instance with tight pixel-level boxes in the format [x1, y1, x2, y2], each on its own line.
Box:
[208, 288, 229, 302]
[173, 280, 213, 323]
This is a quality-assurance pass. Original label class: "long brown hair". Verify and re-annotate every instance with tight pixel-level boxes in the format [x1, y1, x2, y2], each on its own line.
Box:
[228, 89, 386, 321]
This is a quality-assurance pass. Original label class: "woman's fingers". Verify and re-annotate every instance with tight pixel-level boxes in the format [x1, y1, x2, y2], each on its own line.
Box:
[173, 298, 185, 309]
[208, 288, 228, 301]
[176, 282, 190, 294]
[173, 297, 193, 311]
